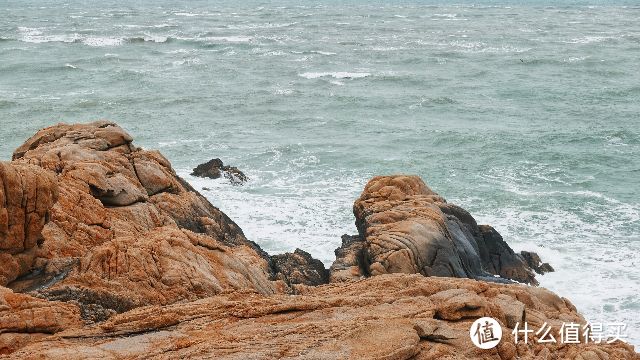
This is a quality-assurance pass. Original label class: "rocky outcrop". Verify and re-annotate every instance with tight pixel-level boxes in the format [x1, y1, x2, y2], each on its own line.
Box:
[271, 248, 330, 287]
[1, 122, 635, 359]
[3, 121, 287, 318]
[4, 274, 637, 359]
[332, 175, 541, 285]
[1, 121, 294, 353]
[0, 163, 58, 287]
[329, 234, 368, 282]
[191, 158, 248, 185]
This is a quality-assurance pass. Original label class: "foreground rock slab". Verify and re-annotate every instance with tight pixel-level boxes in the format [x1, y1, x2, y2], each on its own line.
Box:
[4, 274, 636, 359]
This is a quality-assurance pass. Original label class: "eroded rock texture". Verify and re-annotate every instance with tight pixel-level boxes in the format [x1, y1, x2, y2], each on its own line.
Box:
[1, 121, 291, 353]
[0, 163, 58, 287]
[333, 175, 540, 285]
[0, 287, 81, 355]
[4, 274, 637, 359]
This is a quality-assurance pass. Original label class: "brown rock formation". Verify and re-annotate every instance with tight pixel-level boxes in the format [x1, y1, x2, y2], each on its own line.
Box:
[4, 274, 637, 359]
[0, 287, 81, 355]
[3, 121, 287, 325]
[521, 250, 555, 275]
[329, 234, 367, 282]
[1, 122, 636, 359]
[0, 162, 58, 287]
[332, 175, 540, 285]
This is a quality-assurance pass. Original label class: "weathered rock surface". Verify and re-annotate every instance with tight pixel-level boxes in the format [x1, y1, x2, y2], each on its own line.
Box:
[191, 158, 248, 185]
[4, 274, 637, 359]
[1, 121, 292, 353]
[0, 286, 82, 355]
[329, 234, 367, 282]
[0, 162, 58, 287]
[333, 175, 541, 285]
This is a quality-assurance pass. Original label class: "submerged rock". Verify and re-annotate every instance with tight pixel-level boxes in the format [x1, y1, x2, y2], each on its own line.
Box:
[330, 175, 545, 285]
[191, 158, 248, 185]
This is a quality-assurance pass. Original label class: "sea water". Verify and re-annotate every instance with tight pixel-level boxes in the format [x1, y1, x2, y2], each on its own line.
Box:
[1, 0, 638, 346]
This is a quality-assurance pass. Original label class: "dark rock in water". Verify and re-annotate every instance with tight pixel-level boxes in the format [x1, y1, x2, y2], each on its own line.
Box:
[329, 234, 368, 282]
[271, 248, 330, 287]
[330, 175, 543, 285]
[191, 158, 248, 185]
[192, 158, 224, 179]
[521, 250, 555, 275]
[475, 225, 538, 285]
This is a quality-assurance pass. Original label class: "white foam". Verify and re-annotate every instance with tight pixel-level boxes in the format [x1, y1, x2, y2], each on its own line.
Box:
[299, 72, 371, 79]
[565, 35, 619, 44]
[180, 168, 363, 265]
[142, 35, 169, 43]
[311, 50, 337, 56]
[82, 37, 123, 47]
[18, 28, 79, 44]
[226, 22, 297, 30]
[171, 58, 201, 66]
[203, 36, 253, 43]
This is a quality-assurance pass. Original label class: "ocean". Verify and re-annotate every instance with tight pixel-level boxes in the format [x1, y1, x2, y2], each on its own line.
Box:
[1, 0, 638, 346]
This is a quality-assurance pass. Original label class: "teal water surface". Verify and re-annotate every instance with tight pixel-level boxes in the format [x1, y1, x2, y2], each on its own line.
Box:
[1, 0, 639, 346]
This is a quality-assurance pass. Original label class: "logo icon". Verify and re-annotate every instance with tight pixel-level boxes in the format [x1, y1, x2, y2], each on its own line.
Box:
[470, 317, 502, 349]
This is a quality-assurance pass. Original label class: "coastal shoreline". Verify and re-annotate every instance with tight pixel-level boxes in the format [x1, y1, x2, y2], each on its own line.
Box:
[1, 121, 637, 358]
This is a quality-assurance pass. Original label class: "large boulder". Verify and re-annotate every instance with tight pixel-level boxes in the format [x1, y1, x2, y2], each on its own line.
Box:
[5, 274, 637, 359]
[331, 175, 540, 285]
[5, 121, 287, 321]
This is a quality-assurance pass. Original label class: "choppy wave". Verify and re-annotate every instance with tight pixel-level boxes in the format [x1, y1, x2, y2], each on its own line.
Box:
[13, 32, 174, 46]
[299, 72, 371, 79]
